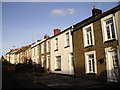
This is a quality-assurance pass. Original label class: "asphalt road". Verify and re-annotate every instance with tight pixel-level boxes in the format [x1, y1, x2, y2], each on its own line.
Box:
[2, 64, 120, 89]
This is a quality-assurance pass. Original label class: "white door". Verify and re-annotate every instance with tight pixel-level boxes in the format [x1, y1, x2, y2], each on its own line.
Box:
[69, 53, 74, 75]
[46, 55, 50, 71]
[106, 49, 119, 82]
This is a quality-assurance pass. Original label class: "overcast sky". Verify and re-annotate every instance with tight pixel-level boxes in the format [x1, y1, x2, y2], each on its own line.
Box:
[1, 1, 119, 56]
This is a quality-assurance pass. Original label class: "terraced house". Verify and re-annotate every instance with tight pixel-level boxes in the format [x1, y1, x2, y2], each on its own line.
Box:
[31, 35, 51, 72]
[31, 41, 40, 65]
[39, 35, 51, 72]
[4, 45, 32, 64]
[5, 49, 18, 64]
[4, 4, 120, 82]
[50, 29, 74, 75]
[72, 5, 120, 82]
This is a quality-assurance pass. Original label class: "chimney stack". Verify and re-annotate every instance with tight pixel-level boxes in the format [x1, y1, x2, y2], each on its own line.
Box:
[54, 29, 61, 35]
[32, 42, 36, 45]
[37, 40, 41, 42]
[44, 34, 50, 39]
[92, 6, 102, 17]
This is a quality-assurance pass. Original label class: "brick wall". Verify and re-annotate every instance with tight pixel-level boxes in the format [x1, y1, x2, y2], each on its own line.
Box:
[73, 19, 118, 81]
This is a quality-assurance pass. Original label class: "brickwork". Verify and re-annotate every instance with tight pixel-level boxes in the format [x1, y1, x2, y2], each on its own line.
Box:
[73, 18, 118, 81]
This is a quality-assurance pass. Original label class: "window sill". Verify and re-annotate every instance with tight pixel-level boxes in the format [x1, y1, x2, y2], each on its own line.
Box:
[54, 49, 58, 51]
[54, 69, 61, 71]
[86, 73, 96, 75]
[46, 51, 50, 53]
[64, 45, 70, 48]
[84, 45, 93, 48]
[104, 38, 116, 43]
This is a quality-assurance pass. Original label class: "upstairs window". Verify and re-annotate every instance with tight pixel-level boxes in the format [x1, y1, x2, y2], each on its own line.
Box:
[41, 43, 44, 54]
[83, 23, 95, 47]
[46, 40, 50, 52]
[65, 32, 70, 47]
[55, 38, 58, 51]
[101, 14, 117, 42]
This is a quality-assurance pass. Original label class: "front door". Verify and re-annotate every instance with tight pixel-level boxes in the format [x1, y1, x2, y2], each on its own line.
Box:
[46, 55, 50, 71]
[106, 48, 119, 82]
[69, 53, 74, 75]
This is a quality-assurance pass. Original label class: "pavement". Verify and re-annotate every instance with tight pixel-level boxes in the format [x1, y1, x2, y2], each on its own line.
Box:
[26, 72, 120, 89]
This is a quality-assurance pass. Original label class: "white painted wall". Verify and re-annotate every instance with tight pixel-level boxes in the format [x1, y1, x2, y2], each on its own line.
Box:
[50, 29, 74, 75]
[115, 10, 120, 68]
[17, 53, 20, 63]
[31, 45, 40, 64]
[10, 54, 15, 64]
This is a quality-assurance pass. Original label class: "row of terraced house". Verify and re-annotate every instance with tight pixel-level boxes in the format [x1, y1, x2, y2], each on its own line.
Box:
[4, 5, 120, 82]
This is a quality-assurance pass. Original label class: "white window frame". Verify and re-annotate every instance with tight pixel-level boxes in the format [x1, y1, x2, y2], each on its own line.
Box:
[41, 43, 44, 54]
[46, 55, 50, 69]
[46, 40, 50, 52]
[101, 14, 117, 42]
[83, 23, 95, 47]
[55, 56, 61, 70]
[37, 45, 40, 55]
[85, 51, 97, 74]
[41, 56, 44, 67]
[65, 32, 70, 47]
[55, 38, 58, 50]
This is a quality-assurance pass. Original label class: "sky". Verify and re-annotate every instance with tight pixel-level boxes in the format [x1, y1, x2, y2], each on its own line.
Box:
[1, 1, 119, 56]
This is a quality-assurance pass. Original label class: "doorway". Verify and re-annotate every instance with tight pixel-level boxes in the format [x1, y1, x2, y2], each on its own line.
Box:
[105, 47, 119, 82]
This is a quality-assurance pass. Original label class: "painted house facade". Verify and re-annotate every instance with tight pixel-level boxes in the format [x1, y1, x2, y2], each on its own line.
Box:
[4, 49, 19, 64]
[38, 35, 51, 72]
[72, 5, 120, 82]
[115, 8, 120, 67]
[5, 45, 32, 65]
[24, 45, 32, 60]
[50, 29, 74, 75]
[31, 35, 51, 72]
[31, 41, 40, 65]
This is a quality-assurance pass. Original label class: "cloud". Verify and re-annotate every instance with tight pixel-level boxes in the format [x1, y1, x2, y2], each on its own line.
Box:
[51, 8, 76, 16]
[51, 9, 65, 16]
[67, 8, 75, 15]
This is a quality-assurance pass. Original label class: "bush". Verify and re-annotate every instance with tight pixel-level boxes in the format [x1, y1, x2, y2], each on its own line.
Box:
[15, 63, 26, 72]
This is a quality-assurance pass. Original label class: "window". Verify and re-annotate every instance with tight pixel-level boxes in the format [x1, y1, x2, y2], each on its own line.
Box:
[41, 43, 44, 54]
[83, 23, 94, 47]
[46, 55, 50, 69]
[55, 38, 58, 51]
[46, 41, 50, 52]
[41, 56, 44, 67]
[65, 32, 70, 47]
[85, 51, 97, 74]
[55, 56, 61, 71]
[101, 14, 117, 42]
[34, 48, 35, 56]
[37, 46, 40, 55]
